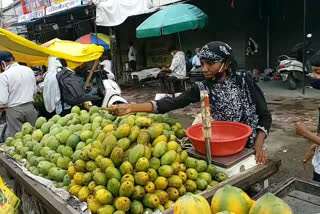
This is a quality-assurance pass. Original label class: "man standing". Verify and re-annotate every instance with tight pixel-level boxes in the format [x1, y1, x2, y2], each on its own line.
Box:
[0, 51, 37, 137]
[128, 42, 137, 71]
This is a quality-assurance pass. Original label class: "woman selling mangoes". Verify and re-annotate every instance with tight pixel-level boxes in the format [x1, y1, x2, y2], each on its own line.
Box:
[110, 41, 272, 165]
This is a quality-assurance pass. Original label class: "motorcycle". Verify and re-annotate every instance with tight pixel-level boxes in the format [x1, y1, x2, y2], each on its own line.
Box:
[101, 78, 127, 107]
[277, 34, 314, 90]
[87, 69, 127, 107]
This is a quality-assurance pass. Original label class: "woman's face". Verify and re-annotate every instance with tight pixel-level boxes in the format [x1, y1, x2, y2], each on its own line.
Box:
[201, 60, 228, 79]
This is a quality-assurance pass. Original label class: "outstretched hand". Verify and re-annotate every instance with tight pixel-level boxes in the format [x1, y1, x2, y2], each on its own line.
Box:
[107, 104, 132, 116]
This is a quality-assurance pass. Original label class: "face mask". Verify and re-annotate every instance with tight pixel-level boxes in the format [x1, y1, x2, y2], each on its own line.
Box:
[212, 63, 225, 82]
[311, 77, 320, 89]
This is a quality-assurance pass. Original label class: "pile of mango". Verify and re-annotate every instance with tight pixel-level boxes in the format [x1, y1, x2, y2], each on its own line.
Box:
[3, 106, 227, 214]
[174, 185, 293, 214]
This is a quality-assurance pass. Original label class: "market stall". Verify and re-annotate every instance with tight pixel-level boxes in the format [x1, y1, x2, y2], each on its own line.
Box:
[0, 103, 282, 214]
[0, 152, 280, 214]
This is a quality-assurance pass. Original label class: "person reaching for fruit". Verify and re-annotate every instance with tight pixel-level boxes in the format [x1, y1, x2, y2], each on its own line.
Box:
[295, 53, 320, 182]
[109, 41, 272, 165]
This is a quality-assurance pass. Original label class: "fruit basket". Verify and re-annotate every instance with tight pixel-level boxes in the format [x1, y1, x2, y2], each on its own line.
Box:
[186, 121, 252, 156]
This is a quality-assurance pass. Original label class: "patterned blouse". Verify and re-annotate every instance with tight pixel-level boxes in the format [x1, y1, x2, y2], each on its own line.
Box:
[197, 77, 258, 146]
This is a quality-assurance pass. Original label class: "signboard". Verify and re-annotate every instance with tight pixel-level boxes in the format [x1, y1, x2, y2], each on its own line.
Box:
[30, 0, 45, 11]
[55, 0, 69, 3]
[46, 0, 81, 15]
[146, 36, 174, 67]
[21, 0, 32, 14]
[18, 0, 82, 23]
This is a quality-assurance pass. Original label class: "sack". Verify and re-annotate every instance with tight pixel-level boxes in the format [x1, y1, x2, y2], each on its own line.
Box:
[0, 175, 20, 214]
[56, 67, 89, 106]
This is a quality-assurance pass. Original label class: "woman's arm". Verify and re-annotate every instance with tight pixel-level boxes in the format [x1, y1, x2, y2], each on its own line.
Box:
[303, 143, 316, 169]
[296, 122, 320, 145]
[108, 84, 201, 116]
[155, 84, 200, 113]
[253, 130, 267, 164]
[253, 82, 272, 135]
[251, 81, 272, 164]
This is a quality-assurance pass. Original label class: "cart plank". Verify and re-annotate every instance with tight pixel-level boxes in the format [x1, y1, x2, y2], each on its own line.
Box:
[0, 154, 78, 214]
[282, 195, 320, 214]
[288, 190, 320, 206]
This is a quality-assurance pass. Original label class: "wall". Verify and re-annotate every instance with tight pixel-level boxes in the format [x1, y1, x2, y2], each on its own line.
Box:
[2, 2, 23, 27]
[179, 0, 256, 70]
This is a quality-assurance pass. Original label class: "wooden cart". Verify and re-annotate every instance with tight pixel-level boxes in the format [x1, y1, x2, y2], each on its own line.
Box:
[255, 177, 320, 213]
[0, 154, 79, 214]
[0, 153, 281, 214]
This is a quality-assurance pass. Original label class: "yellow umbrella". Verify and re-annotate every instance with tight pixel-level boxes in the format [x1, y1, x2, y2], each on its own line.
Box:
[0, 28, 104, 69]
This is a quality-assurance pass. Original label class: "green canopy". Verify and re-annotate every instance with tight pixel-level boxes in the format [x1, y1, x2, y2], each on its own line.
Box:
[136, 3, 208, 38]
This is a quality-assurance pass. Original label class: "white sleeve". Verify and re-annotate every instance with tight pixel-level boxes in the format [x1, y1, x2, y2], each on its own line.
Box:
[0, 74, 9, 105]
[169, 56, 178, 71]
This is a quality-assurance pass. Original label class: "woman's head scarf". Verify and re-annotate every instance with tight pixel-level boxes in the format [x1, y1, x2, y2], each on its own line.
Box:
[199, 41, 238, 79]
[199, 41, 233, 62]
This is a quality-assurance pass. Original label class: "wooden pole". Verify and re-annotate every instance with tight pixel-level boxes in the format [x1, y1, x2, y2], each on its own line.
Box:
[85, 59, 99, 88]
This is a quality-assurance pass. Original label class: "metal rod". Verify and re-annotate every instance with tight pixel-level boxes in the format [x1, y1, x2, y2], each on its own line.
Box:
[266, 16, 270, 68]
[205, 138, 212, 164]
[177, 32, 182, 50]
[302, 0, 306, 95]
[200, 90, 212, 164]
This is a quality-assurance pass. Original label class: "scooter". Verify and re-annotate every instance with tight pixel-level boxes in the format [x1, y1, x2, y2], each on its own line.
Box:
[277, 55, 304, 90]
[87, 69, 127, 107]
[101, 78, 127, 107]
[277, 34, 314, 90]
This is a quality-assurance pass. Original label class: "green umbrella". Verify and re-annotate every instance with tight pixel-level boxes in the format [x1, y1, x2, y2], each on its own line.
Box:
[136, 3, 208, 39]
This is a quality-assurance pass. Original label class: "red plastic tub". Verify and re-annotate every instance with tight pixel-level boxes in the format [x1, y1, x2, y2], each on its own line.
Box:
[186, 121, 252, 156]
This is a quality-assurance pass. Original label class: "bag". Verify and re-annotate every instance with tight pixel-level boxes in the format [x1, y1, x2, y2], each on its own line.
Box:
[56, 67, 91, 106]
[0, 175, 20, 214]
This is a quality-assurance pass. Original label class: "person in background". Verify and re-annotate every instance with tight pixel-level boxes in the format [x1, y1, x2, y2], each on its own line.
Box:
[0, 51, 37, 137]
[109, 42, 271, 165]
[128, 42, 137, 71]
[186, 50, 193, 73]
[186, 50, 193, 64]
[159, 46, 186, 92]
[192, 48, 201, 69]
[296, 52, 320, 182]
[100, 51, 115, 80]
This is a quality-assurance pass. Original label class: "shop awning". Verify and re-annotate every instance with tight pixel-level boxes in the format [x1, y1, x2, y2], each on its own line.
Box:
[136, 3, 208, 38]
[0, 28, 104, 69]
